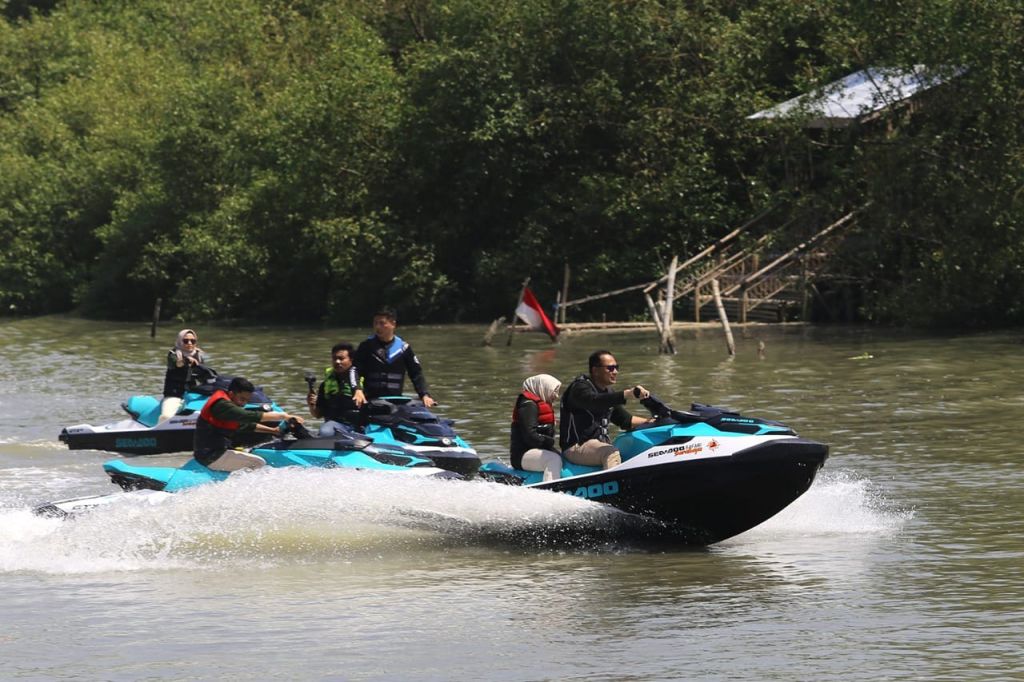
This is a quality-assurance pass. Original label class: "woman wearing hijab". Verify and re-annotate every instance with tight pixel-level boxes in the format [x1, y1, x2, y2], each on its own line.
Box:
[159, 329, 206, 422]
[510, 373, 564, 481]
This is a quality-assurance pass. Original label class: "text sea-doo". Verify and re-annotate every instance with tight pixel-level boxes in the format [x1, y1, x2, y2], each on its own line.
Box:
[58, 366, 282, 455]
[478, 397, 828, 546]
[36, 425, 460, 518]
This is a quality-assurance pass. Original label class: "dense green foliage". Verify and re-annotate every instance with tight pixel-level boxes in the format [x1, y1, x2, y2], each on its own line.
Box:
[1, 0, 1022, 328]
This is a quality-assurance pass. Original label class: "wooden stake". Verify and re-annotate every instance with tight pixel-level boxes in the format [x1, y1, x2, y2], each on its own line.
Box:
[560, 261, 570, 325]
[644, 292, 664, 340]
[660, 256, 678, 354]
[150, 298, 162, 338]
[711, 279, 736, 356]
[483, 316, 506, 346]
[506, 277, 530, 346]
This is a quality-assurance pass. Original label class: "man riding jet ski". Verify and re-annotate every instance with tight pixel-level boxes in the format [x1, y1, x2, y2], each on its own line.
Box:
[36, 417, 460, 519]
[480, 390, 828, 546]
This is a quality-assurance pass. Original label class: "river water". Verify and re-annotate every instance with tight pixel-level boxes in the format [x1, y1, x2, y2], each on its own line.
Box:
[0, 316, 1020, 680]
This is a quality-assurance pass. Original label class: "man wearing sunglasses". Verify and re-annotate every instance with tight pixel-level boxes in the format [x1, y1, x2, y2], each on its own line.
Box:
[559, 350, 651, 470]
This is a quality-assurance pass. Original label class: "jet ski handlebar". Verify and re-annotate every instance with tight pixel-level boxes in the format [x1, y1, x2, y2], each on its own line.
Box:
[640, 394, 721, 425]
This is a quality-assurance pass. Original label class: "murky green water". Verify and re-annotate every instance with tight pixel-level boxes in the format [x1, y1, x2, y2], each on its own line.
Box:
[1, 316, 1021, 680]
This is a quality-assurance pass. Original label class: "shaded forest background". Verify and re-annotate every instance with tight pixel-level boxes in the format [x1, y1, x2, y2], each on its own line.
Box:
[1, 0, 1022, 328]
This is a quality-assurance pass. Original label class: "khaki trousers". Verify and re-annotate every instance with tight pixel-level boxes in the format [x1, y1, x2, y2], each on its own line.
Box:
[563, 439, 621, 469]
[207, 449, 267, 472]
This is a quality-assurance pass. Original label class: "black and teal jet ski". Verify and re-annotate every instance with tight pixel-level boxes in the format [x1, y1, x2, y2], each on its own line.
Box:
[58, 365, 282, 455]
[36, 423, 460, 518]
[359, 397, 479, 477]
[478, 397, 828, 546]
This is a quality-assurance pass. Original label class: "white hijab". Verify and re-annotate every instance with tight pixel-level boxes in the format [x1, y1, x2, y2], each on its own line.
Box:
[172, 328, 204, 366]
[522, 374, 561, 405]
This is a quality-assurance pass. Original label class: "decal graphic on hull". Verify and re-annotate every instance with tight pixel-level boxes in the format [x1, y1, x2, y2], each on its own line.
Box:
[115, 437, 159, 449]
[571, 480, 620, 499]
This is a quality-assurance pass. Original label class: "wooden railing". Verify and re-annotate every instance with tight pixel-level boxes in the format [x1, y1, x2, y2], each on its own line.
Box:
[681, 209, 860, 322]
[554, 203, 862, 324]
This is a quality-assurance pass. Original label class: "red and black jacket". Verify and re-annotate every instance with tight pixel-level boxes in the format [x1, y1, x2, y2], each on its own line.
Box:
[509, 390, 556, 468]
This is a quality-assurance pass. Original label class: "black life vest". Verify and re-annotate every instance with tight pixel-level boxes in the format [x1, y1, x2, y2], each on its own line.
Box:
[559, 375, 612, 449]
[358, 335, 413, 398]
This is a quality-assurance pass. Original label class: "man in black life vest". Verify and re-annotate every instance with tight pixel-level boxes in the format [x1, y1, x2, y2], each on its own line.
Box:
[193, 376, 303, 471]
[354, 307, 436, 408]
[559, 350, 652, 469]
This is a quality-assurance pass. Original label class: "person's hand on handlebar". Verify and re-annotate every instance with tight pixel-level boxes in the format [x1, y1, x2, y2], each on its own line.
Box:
[626, 385, 650, 401]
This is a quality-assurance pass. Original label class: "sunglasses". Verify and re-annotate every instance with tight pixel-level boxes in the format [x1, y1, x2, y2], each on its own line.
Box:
[182, 338, 197, 344]
[600, 364, 619, 371]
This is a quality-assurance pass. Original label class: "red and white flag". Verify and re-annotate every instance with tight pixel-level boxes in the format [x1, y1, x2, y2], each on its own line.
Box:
[515, 287, 560, 341]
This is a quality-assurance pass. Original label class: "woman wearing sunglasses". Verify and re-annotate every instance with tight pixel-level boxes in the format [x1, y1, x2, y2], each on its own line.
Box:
[159, 328, 206, 422]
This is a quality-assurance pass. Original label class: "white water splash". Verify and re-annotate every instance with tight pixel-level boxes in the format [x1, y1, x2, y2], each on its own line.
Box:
[0, 467, 912, 574]
[735, 469, 914, 540]
[0, 468, 619, 574]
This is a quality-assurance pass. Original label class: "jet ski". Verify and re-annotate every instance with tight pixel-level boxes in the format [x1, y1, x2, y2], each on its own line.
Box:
[58, 365, 283, 455]
[478, 397, 829, 546]
[360, 397, 479, 477]
[36, 422, 460, 518]
[301, 371, 479, 477]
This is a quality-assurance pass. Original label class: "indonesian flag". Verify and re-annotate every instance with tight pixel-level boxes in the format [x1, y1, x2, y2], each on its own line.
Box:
[515, 287, 560, 341]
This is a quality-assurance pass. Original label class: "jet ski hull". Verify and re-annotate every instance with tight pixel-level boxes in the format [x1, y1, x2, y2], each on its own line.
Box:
[58, 419, 272, 456]
[361, 398, 480, 477]
[59, 369, 281, 456]
[482, 396, 830, 547]
[531, 437, 828, 545]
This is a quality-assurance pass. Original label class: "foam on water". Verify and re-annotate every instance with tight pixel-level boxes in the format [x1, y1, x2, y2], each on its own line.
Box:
[0, 467, 913, 574]
[733, 469, 914, 540]
[0, 468, 625, 574]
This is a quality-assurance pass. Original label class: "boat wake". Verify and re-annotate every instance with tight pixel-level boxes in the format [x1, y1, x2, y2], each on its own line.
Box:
[728, 469, 913, 541]
[0, 468, 911, 574]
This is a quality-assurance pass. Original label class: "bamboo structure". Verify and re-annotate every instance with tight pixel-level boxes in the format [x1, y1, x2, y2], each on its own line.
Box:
[712, 279, 736, 356]
[659, 256, 678, 354]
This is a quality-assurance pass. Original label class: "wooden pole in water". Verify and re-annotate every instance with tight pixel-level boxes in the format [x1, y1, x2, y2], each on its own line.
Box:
[644, 291, 664, 343]
[483, 316, 506, 346]
[506, 277, 530, 346]
[150, 297, 162, 338]
[560, 261, 570, 325]
[660, 256, 678, 354]
[711, 279, 736, 356]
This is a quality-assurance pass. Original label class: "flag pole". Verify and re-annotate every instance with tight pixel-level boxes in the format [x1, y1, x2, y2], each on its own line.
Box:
[506, 277, 530, 346]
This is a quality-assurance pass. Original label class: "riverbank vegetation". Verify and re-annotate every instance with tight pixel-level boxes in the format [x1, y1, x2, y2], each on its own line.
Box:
[2, 1, 1022, 328]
